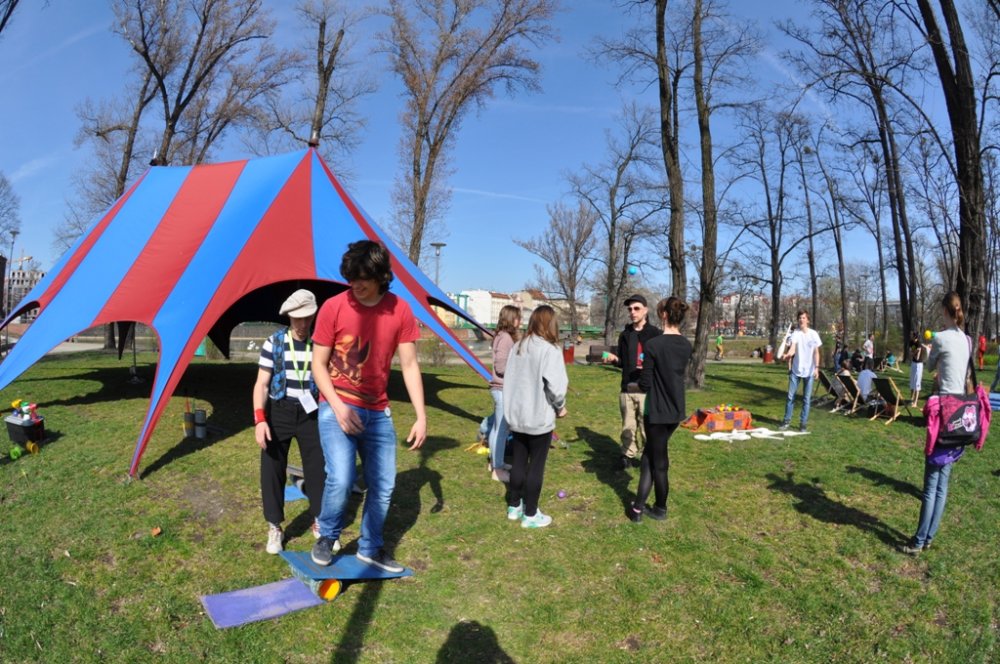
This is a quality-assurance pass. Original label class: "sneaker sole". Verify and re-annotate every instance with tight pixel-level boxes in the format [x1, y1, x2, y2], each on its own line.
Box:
[311, 553, 333, 566]
[356, 553, 404, 574]
[507, 512, 522, 521]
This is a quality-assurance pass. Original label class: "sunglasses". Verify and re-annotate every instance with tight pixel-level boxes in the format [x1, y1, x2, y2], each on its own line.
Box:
[627, 305, 644, 312]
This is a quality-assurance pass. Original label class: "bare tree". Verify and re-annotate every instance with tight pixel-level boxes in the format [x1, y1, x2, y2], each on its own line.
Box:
[515, 201, 597, 336]
[381, 0, 556, 265]
[248, 0, 374, 167]
[571, 104, 667, 343]
[0, 0, 21, 38]
[898, 0, 988, 339]
[114, 0, 288, 165]
[731, 103, 814, 349]
[783, 0, 921, 350]
[0, 172, 20, 241]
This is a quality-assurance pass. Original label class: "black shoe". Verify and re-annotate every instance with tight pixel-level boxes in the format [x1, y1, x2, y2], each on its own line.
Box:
[643, 505, 667, 521]
[798, 424, 808, 433]
[311, 536, 336, 566]
[625, 504, 643, 523]
[619, 455, 630, 470]
[778, 423, 790, 431]
[356, 549, 405, 573]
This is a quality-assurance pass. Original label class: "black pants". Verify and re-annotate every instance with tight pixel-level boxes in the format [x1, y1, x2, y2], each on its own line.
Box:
[635, 421, 678, 510]
[261, 398, 326, 524]
[506, 430, 551, 517]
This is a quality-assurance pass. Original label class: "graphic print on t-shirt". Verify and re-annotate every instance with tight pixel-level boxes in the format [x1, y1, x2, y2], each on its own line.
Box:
[330, 334, 371, 401]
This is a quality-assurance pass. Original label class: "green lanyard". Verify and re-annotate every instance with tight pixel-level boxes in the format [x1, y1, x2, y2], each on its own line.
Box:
[286, 335, 311, 386]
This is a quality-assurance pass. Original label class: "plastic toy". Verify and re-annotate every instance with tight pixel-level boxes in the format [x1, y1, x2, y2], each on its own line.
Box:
[924, 330, 935, 341]
[558, 490, 567, 499]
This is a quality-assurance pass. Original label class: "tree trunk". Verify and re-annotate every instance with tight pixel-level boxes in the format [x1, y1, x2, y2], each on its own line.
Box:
[656, 0, 686, 300]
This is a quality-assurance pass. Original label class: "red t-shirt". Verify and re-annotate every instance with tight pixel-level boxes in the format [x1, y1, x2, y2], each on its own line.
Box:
[312, 291, 421, 411]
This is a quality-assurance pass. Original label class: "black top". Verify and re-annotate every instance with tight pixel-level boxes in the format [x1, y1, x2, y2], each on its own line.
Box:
[637, 333, 692, 424]
[615, 322, 663, 392]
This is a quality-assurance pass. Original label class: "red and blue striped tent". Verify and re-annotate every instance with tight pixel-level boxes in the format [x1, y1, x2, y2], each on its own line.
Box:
[0, 149, 490, 476]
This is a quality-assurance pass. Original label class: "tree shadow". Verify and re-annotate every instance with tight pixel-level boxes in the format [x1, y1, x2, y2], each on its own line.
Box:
[331, 437, 456, 664]
[710, 373, 788, 405]
[576, 426, 633, 510]
[845, 465, 922, 500]
[436, 620, 516, 663]
[765, 472, 908, 548]
[388, 370, 484, 425]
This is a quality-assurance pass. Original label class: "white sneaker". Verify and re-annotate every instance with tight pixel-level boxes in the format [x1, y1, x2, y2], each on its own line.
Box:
[266, 523, 283, 554]
[506, 500, 523, 521]
[521, 510, 552, 529]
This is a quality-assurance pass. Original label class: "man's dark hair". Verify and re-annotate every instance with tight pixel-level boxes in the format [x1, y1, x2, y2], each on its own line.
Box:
[340, 240, 394, 294]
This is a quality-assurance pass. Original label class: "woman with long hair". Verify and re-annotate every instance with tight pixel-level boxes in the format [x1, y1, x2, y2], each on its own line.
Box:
[901, 291, 971, 554]
[488, 305, 521, 483]
[628, 296, 692, 523]
[502, 305, 568, 528]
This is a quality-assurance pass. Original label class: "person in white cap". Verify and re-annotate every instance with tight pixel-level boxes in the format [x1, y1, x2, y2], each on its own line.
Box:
[252, 289, 326, 554]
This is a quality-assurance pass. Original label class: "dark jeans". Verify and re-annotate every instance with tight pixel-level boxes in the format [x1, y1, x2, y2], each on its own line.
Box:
[506, 430, 552, 518]
[635, 421, 678, 509]
[261, 398, 325, 524]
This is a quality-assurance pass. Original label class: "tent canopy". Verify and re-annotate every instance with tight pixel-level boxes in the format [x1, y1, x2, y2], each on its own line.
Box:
[0, 149, 489, 476]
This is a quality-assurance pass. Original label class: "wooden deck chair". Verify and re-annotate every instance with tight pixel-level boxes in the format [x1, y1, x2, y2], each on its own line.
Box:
[816, 370, 848, 411]
[871, 377, 913, 425]
[834, 373, 862, 414]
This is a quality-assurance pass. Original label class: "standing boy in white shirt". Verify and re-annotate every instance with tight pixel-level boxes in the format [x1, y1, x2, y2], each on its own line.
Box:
[778, 310, 823, 432]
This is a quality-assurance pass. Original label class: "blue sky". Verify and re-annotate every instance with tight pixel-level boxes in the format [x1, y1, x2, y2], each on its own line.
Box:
[0, 0, 846, 297]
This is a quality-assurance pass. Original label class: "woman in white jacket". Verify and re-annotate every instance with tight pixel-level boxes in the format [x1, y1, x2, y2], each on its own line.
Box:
[502, 305, 568, 528]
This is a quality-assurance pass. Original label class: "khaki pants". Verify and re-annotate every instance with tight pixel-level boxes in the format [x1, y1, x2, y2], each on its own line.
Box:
[619, 392, 646, 459]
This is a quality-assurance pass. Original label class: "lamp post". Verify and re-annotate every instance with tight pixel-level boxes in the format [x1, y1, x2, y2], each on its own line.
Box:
[5, 229, 18, 354]
[430, 242, 446, 285]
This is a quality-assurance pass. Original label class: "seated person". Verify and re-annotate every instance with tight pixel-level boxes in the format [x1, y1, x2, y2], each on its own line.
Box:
[832, 360, 853, 411]
[857, 366, 877, 401]
[836, 359, 852, 377]
[851, 349, 865, 373]
[884, 350, 902, 372]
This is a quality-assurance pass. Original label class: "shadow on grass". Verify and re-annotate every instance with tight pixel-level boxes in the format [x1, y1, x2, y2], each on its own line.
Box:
[576, 426, 633, 509]
[765, 472, 908, 548]
[709, 372, 789, 404]
[436, 620, 515, 663]
[845, 465, 922, 500]
[388, 371, 483, 425]
[332, 438, 455, 664]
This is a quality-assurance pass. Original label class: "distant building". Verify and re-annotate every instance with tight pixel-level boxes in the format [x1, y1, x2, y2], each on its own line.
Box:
[459, 289, 513, 326]
[6, 268, 45, 323]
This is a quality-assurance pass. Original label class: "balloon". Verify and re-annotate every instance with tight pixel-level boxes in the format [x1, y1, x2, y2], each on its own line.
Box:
[627, 266, 637, 275]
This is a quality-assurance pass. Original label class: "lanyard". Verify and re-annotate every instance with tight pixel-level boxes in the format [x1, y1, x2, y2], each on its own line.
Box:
[286, 335, 311, 385]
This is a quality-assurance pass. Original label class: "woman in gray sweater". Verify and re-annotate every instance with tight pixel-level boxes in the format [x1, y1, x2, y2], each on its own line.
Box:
[902, 291, 971, 554]
[502, 305, 568, 528]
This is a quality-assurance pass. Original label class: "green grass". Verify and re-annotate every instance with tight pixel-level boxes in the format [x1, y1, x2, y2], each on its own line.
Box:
[0, 352, 998, 663]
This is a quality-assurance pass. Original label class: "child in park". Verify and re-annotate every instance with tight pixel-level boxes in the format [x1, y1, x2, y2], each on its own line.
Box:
[628, 296, 692, 522]
[502, 305, 568, 528]
[487, 305, 521, 483]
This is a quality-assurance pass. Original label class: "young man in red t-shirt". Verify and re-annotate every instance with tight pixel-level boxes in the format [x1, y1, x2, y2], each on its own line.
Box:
[310, 240, 427, 573]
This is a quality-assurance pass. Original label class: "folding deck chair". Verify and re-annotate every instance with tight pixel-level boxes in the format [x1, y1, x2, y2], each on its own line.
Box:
[834, 373, 863, 415]
[870, 376, 913, 425]
[816, 370, 849, 412]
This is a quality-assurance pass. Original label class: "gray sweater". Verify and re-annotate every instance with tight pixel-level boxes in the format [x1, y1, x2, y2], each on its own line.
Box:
[502, 335, 568, 435]
[927, 327, 970, 395]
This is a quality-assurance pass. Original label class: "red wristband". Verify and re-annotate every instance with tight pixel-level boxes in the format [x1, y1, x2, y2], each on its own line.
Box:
[254, 408, 267, 425]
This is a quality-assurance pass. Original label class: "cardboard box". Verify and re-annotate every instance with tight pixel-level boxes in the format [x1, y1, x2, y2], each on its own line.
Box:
[5, 415, 45, 444]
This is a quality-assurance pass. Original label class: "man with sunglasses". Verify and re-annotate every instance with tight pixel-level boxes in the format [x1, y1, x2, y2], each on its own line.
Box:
[602, 294, 661, 469]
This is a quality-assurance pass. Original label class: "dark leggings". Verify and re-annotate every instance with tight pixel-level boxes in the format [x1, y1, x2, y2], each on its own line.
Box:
[635, 421, 678, 509]
[506, 430, 552, 517]
[261, 398, 326, 523]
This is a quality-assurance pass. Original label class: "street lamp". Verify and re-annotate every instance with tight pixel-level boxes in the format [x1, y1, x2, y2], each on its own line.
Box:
[430, 242, 446, 285]
[5, 229, 18, 354]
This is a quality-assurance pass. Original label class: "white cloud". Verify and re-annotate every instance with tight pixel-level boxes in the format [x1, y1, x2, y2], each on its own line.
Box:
[452, 186, 547, 204]
[10, 154, 60, 183]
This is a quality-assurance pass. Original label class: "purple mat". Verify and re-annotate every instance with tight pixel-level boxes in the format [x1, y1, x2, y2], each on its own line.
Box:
[200, 578, 324, 628]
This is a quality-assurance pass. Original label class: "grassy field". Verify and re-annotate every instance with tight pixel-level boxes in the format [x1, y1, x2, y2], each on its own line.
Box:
[0, 351, 998, 663]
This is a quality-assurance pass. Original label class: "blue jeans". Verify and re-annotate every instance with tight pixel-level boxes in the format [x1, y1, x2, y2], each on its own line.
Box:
[488, 389, 509, 470]
[316, 401, 397, 557]
[782, 373, 814, 427]
[913, 460, 953, 547]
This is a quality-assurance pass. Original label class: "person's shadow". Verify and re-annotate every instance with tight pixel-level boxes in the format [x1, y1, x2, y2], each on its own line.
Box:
[332, 438, 455, 664]
[765, 472, 908, 548]
[577, 425, 633, 510]
[436, 620, 516, 663]
[845, 465, 922, 500]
